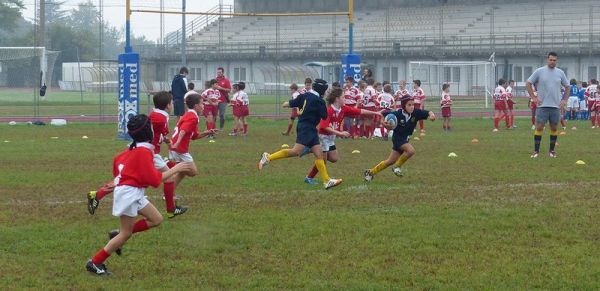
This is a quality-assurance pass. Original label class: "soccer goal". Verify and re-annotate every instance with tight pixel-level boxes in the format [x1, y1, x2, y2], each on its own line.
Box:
[408, 61, 495, 111]
[0, 47, 60, 94]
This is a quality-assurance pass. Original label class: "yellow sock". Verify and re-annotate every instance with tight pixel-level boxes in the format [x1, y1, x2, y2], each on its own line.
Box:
[534, 129, 543, 136]
[550, 130, 558, 136]
[315, 159, 330, 182]
[268, 149, 289, 161]
[370, 161, 388, 175]
[394, 155, 409, 168]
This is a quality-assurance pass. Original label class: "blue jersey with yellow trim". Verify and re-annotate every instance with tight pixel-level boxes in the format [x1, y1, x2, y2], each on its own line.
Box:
[288, 90, 328, 130]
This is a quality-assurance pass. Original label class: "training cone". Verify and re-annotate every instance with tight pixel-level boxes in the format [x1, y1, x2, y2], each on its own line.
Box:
[82, 136, 89, 139]
[209, 140, 216, 143]
[560, 131, 566, 136]
[448, 152, 458, 158]
[420, 132, 426, 137]
[471, 138, 479, 144]
[50, 137, 59, 139]
[352, 150, 361, 154]
[281, 144, 289, 148]
[413, 137, 421, 141]
[4, 140, 10, 143]
[576, 160, 586, 165]
[571, 126, 577, 130]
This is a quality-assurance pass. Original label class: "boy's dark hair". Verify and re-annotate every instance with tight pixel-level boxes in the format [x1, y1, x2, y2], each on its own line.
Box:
[413, 80, 421, 87]
[366, 78, 375, 86]
[332, 81, 341, 88]
[498, 79, 506, 86]
[548, 52, 558, 58]
[582, 82, 588, 88]
[509, 80, 515, 84]
[442, 83, 450, 91]
[209, 79, 218, 86]
[570, 79, 577, 85]
[382, 81, 390, 86]
[326, 88, 343, 105]
[304, 78, 313, 85]
[345, 76, 354, 82]
[188, 82, 195, 90]
[153, 91, 172, 110]
[127, 114, 153, 149]
[290, 83, 298, 90]
[232, 83, 239, 90]
[591, 79, 598, 85]
[179, 67, 189, 74]
[374, 82, 382, 88]
[383, 84, 392, 93]
[238, 81, 246, 90]
[185, 93, 201, 109]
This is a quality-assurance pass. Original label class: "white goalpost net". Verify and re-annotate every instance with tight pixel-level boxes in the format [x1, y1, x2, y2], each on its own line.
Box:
[0, 47, 60, 94]
[409, 61, 495, 111]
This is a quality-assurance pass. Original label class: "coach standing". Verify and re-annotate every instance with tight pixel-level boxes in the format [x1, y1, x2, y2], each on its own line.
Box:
[215, 67, 231, 131]
[171, 67, 189, 120]
[526, 52, 569, 158]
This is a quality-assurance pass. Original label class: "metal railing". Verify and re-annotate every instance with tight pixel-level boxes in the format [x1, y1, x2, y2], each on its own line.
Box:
[164, 4, 233, 48]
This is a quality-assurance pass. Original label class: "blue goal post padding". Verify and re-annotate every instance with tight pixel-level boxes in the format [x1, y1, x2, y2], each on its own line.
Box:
[340, 54, 361, 85]
[117, 52, 140, 140]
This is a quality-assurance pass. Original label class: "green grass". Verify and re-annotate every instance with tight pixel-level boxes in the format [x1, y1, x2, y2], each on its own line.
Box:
[0, 88, 527, 117]
[2, 118, 600, 289]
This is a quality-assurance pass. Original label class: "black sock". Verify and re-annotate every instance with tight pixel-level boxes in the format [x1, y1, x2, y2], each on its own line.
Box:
[549, 135, 557, 151]
[534, 135, 542, 152]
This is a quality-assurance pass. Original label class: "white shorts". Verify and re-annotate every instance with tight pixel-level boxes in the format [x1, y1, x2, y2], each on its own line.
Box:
[319, 134, 336, 152]
[567, 97, 579, 109]
[169, 151, 194, 163]
[153, 154, 167, 170]
[112, 185, 150, 217]
[580, 100, 588, 111]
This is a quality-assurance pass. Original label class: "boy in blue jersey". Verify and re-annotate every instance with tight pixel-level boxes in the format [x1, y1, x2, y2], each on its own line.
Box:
[567, 79, 579, 120]
[578, 82, 588, 120]
[363, 96, 435, 181]
[257, 79, 343, 190]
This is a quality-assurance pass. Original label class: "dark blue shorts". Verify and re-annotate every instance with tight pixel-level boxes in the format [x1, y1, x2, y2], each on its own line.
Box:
[296, 126, 320, 148]
[392, 135, 410, 152]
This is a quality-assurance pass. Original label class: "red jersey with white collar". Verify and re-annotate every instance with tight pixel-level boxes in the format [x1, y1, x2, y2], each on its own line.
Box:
[149, 109, 169, 154]
[113, 143, 162, 188]
[216, 76, 231, 103]
[377, 92, 395, 111]
[362, 86, 377, 108]
[201, 88, 220, 106]
[585, 84, 598, 102]
[440, 92, 452, 108]
[494, 86, 508, 101]
[412, 87, 426, 104]
[343, 85, 360, 106]
[170, 110, 199, 154]
[318, 105, 362, 135]
[394, 89, 409, 107]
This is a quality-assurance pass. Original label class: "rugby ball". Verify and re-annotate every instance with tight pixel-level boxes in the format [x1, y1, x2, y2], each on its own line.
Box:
[385, 113, 397, 128]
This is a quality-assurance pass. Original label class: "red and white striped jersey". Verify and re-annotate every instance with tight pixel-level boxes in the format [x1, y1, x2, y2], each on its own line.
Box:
[493, 86, 507, 101]
[362, 86, 377, 108]
[233, 91, 249, 106]
[506, 86, 514, 99]
[343, 85, 360, 106]
[201, 88, 220, 105]
[585, 84, 598, 101]
[412, 87, 426, 104]
[394, 89, 409, 106]
[377, 92, 395, 110]
[440, 92, 452, 108]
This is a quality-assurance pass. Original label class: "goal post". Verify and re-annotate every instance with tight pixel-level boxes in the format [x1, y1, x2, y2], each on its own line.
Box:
[408, 61, 495, 111]
[0, 47, 59, 93]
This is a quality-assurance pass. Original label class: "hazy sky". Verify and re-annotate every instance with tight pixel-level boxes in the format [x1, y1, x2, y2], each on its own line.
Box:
[22, 0, 234, 42]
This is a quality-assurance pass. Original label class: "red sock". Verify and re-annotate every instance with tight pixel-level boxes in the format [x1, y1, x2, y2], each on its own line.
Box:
[286, 123, 293, 134]
[307, 165, 318, 179]
[351, 125, 357, 137]
[91, 248, 111, 265]
[494, 117, 499, 129]
[596, 115, 600, 126]
[592, 116, 596, 126]
[243, 124, 248, 134]
[163, 182, 175, 213]
[561, 119, 566, 128]
[95, 183, 114, 200]
[132, 219, 150, 234]
[505, 115, 510, 128]
[419, 120, 424, 130]
[531, 116, 535, 125]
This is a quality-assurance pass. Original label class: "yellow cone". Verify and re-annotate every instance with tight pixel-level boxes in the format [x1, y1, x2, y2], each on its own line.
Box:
[82, 136, 89, 139]
[281, 144, 289, 148]
[448, 152, 457, 158]
[560, 131, 566, 136]
[471, 138, 479, 144]
[352, 150, 361, 154]
[420, 132, 426, 137]
[50, 137, 59, 139]
[413, 137, 420, 141]
[576, 160, 586, 165]
[209, 140, 216, 143]
[571, 126, 577, 130]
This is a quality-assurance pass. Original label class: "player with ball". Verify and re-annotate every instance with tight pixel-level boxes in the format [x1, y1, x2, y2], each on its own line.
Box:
[364, 95, 435, 182]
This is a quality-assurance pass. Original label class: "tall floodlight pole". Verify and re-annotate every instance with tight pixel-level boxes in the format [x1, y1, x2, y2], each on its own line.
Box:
[181, 0, 186, 65]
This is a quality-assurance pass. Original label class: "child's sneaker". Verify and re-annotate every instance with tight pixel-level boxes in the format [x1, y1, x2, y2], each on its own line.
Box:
[363, 169, 374, 182]
[549, 151, 557, 158]
[530, 151, 539, 158]
[86, 260, 111, 276]
[108, 230, 122, 256]
[257, 152, 269, 170]
[304, 177, 318, 185]
[167, 206, 188, 219]
[87, 191, 99, 215]
[392, 167, 403, 177]
[324, 179, 343, 190]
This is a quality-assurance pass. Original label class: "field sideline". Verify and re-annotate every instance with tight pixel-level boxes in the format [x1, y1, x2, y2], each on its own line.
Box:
[1, 118, 600, 289]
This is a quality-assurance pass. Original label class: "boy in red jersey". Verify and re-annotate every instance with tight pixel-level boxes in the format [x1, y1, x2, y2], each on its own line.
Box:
[342, 76, 360, 137]
[440, 83, 453, 131]
[412, 80, 427, 132]
[377, 84, 395, 139]
[361, 78, 378, 138]
[87, 92, 188, 219]
[85, 114, 194, 276]
[586, 79, 599, 128]
[283, 83, 300, 136]
[493, 79, 510, 132]
[231, 82, 250, 136]
[201, 79, 220, 133]
[303, 88, 382, 184]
